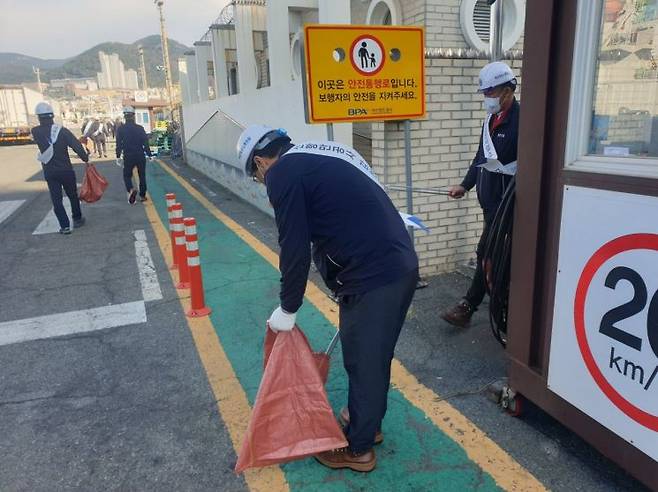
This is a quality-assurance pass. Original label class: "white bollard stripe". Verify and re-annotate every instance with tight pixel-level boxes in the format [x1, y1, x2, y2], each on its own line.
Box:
[175, 236, 186, 245]
[185, 226, 197, 235]
[172, 223, 184, 232]
[172, 210, 183, 218]
[188, 256, 201, 267]
[186, 241, 199, 251]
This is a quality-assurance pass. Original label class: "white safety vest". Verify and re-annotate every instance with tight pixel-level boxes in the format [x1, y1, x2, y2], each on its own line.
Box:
[285, 141, 427, 231]
[36, 124, 62, 164]
[477, 113, 517, 176]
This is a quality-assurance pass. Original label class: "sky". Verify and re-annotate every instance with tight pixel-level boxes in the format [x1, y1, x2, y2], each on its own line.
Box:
[0, 0, 230, 59]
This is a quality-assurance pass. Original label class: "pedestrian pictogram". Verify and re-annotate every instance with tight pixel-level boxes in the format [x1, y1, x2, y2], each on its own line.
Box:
[548, 186, 658, 463]
[350, 36, 385, 76]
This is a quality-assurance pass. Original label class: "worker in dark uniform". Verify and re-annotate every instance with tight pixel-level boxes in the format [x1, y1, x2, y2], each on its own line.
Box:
[441, 61, 520, 327]
[115, 106, 152, 204]
[236, 125, 419, 473]
[31, 102, 89, 235]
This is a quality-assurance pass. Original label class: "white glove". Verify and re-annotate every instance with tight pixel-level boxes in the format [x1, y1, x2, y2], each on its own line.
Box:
[115, 158, 123, 167]
[267, 306, 296, 332]
[147, 155, 154, 161]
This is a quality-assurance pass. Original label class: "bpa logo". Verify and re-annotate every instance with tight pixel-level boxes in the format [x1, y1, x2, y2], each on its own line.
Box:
[348, 108, 368, 116]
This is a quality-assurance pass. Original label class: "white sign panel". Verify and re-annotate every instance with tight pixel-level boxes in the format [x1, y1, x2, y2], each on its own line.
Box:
[548, 186, 658, 462]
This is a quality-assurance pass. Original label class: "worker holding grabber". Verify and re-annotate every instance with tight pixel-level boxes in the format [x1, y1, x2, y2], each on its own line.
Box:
[441, 61, 520, 328]
[237, 125, 419, 472]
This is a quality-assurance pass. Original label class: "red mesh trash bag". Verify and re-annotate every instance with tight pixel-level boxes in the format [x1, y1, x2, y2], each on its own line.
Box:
[235, 326, 347, 473]
[263, 327, 331, 383]
[79, 164, 108, 203]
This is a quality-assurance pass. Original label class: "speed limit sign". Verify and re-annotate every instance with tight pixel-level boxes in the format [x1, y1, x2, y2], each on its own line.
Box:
[549, 186, 658, 462]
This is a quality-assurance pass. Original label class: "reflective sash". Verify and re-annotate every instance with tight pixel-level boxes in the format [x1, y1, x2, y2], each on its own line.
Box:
[36, 124, 62, 164]
[285, 141, 428, 231]
[477, 114, 517, 176]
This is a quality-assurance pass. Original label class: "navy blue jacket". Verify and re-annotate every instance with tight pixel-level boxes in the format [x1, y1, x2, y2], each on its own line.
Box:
[266, 145, 418, 314]
[116, 121, 152, 162]
[31, 123, 88, 178]
[461, 99, 519, 222]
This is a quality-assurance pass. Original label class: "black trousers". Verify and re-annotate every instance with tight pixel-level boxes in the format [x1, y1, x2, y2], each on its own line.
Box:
[339, 268, 417, 453]
[46, 170, 81, 229]
[123, 160, 147, 197]
[464, 219, 491, 308]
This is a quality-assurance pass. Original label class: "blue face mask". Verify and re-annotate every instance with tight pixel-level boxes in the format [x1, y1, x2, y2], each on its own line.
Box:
[484, 96, 501, 114]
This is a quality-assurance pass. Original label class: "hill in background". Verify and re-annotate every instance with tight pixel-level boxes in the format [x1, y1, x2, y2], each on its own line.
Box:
[0, 35, 190, 87]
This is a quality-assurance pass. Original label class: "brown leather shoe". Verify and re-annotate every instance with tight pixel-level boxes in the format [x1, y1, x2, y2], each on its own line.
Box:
[315, 447, 376, 472]
[440, 299, 476, 328]
[339, 407, 384, 445]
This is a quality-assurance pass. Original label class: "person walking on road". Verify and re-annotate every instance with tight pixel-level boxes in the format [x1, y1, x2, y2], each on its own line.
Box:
[116, 106, 152, 204]
[31, 102, 88, 235]
[237, 126, 419, 473]
[91, 118, 108, 158]
[441, 61, 520, 327]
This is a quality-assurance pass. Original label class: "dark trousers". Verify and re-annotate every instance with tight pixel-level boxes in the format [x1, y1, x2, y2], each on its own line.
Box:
[123, 160, 147, 197]
[92, 135, 106, 156]
[464, 219, 491, 308]
[339, 268, 418, 453]
[46, 170, 81, 229]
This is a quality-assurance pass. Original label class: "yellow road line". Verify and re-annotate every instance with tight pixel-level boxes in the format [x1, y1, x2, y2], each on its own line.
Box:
[155, 160, 546, 492]
[143, 197, 289, 492]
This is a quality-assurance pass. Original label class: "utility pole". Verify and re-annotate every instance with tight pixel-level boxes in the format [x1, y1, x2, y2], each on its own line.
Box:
[138, 46, 149, 90]
[32, 66, 43, 93]
[154, 0, 175, 114]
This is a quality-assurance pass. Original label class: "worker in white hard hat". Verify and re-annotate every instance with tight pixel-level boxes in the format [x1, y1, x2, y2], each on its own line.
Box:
[441, 61, 520, 327]
[237, 125, 419, 472]
[31, 102, 89, 235]
[115, 106, 153, 204]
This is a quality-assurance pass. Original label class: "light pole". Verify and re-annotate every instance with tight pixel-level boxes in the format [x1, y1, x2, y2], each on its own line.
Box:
[32, 66, 43, 93]
[138, 45, 149, 90]
[154, 0, 174, 115]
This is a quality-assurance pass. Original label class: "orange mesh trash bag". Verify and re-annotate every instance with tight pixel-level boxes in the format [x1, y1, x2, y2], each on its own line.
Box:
[235, 326, 347, 473]
[79, 164, 109, 203]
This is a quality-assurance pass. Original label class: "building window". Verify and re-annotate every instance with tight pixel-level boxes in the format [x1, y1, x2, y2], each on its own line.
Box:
[459, 0, 525, 52]
[566, 0, 658, 177]
[366, 0, 401, 25]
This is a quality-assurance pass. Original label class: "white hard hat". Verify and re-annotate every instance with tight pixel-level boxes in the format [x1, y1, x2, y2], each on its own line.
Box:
[236, 124, 289, 176]
[122, 106, 135, 114]
[478, 61, 516, 92]
[35, 101, 54, 115]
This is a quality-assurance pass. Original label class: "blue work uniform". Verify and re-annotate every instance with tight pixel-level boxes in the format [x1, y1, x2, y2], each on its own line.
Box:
[31, 123, 88, 229]
[265, 143, 419, 453]
[460, 98, 520, 307]
[116, 121, 152, 197]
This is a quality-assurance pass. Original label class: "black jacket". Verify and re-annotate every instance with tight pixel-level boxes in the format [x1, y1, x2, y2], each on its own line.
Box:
[116, 122, 152, 162]
[266, 145, 418, 313]
[461, 99, 519, 222]
[31, 123, 88, 178]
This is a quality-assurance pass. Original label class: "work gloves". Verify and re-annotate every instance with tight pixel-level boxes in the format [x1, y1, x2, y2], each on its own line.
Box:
[115, 158, 123, 167]
[267, 306, 296, 332]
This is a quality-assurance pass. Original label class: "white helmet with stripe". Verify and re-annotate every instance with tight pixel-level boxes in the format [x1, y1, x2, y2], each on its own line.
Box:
[236, 124, 289, 177]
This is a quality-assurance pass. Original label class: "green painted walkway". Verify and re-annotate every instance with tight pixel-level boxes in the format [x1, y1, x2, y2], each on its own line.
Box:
[148, 163, 500, 491]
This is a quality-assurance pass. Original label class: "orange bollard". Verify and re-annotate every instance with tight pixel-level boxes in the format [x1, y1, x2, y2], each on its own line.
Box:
[184, 217, 211, 317]
[166, 193, 178, 269]
[171, 203, 190, 289]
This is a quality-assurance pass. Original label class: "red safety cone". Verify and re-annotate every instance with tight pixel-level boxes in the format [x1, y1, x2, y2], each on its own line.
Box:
[184, 217, 212, 317]
[166, 193, 178, 270]
[172, 203, 190, 289]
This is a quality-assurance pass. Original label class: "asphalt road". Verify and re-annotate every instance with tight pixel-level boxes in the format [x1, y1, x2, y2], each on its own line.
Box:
[0, 143, 648, 491]
[0, 145, 246, 491]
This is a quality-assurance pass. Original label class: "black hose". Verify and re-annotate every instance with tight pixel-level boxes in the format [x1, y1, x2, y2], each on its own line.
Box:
[482, 176, 516, 347]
